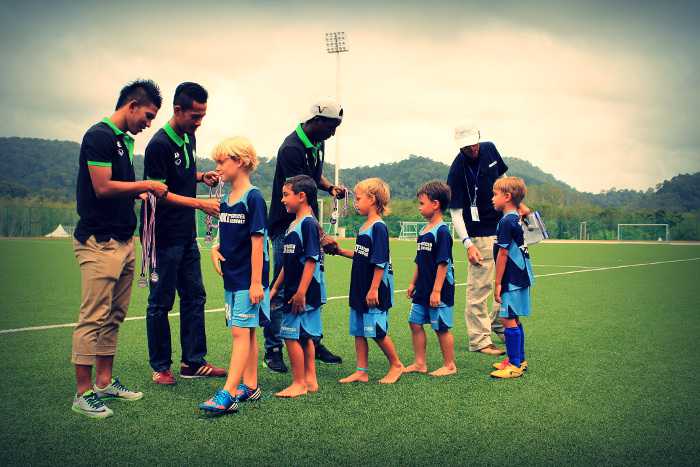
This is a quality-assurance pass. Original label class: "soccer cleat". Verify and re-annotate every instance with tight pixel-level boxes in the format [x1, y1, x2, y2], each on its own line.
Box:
[490, 363, 524, 379]
[152, 370, 176, 385]
[236, 383, 262, 402]
[263, 348, 288, 373]
[492, 358, 529, 371]
[94, 377, 144, 401]
[315, 344, 343, 364]
[180, 362, 227, 379]
[72, 390, 114, 419]
[199, 389, 238, 414]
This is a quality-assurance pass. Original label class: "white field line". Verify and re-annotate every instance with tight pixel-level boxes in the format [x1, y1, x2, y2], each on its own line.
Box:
[1, 257, 698, 336]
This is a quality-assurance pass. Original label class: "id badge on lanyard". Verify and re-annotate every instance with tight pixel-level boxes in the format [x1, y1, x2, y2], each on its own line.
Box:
[464, 162, 481, 222]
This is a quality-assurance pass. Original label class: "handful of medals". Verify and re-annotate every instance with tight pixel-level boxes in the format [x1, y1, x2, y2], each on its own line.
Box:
[139, 192, 158, 288]
[320, 187, 351, 255]
[204, 180, 224, 243]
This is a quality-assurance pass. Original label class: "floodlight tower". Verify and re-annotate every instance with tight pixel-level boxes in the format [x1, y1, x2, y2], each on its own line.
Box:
[325, 31, 348, 234]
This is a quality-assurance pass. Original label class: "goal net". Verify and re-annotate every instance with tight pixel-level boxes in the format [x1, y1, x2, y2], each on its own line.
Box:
[617, 224, 669, 241]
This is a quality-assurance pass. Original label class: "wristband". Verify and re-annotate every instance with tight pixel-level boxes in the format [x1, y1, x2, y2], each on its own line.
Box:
[462, 237, 473, 249]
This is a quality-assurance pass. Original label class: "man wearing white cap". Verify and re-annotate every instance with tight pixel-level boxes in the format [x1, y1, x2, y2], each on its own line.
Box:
[447, 124, 530, 355]
[265, 100, 347, 372]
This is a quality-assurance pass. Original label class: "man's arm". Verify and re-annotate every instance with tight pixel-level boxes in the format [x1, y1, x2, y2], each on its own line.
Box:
[158, 192, 220, 217]
[450, 208, 483, 265]
[89, 166, 166, 199]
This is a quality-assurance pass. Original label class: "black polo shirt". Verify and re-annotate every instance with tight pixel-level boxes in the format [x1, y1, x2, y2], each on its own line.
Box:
[268, 124, 324, 237]
[74, 118, 137, 243]
[143, 122, 198, 247]
[446, 141, 508, 237]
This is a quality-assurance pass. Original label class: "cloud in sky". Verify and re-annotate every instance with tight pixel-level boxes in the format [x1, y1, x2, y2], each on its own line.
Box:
[1, 0, 698, 192]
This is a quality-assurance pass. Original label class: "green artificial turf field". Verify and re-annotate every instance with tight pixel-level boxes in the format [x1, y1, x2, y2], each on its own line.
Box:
[0, 238, 699, 466]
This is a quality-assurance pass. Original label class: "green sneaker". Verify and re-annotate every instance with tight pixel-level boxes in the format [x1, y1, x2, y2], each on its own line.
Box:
[72, 390, 113, 419]
[94, 377, 144, 401]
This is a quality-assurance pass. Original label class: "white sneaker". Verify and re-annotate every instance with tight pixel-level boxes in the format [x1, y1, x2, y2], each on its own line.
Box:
[72, 390, 114, 419]
[94, 377, 144, 401]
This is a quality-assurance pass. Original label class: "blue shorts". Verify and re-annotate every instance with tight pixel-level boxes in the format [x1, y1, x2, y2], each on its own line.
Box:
[408, 303, 453, 332]
[224, 289, 271, 328]
[280, 306, 322, 341]
[349, 307, 388, 339]
[499, 287, 531, 318]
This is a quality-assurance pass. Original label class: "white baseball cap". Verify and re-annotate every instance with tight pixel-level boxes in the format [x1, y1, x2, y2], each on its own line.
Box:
[454, 124, 480, 148]
[305, 99, 343, 122]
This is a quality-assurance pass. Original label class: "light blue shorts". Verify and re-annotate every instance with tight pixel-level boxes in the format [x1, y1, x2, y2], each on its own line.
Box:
[280, 306, 322, 340]
[349, 307, 388, 338]
[408, 303, 453, 332]
[499, 287, 531, 318]
[224, 289, 271, 328]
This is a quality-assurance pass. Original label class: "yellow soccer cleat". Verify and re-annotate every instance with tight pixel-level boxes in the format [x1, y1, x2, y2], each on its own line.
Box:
[490, 363, 524, 379]
[492, 358, 528, 371]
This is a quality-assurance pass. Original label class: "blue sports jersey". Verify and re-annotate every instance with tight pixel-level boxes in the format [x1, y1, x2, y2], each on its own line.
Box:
[219, 186, 270, 291]
[282, 215, 325, 311]
[349, 220, 394, 313]
[413, 222, 455, 307]
[494, 211, 535, 291]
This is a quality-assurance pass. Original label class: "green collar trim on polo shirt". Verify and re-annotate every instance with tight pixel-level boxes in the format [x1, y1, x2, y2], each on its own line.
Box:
[101, 117, 134, 164]
[164, 122, 191, 169]
[295, 123, 320, 158]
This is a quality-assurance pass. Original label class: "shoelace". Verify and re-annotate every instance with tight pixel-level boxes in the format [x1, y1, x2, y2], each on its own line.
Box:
[111, 378, 130, 393]
[83, 392, 105, 410]
[211, 390, 232, 407]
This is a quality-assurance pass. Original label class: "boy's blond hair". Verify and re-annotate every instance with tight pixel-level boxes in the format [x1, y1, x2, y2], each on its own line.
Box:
[210, 136, 258, 171]
[355, 177, 391, 215]
[494, 176, 527, 206]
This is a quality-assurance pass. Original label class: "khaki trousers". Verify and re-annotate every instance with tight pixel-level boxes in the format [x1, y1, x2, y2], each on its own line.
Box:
[465, 236, 504, 351]
[72, 236, 135, 365]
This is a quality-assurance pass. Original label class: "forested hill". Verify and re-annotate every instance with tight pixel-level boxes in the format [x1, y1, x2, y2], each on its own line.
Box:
[0, 136, 698, 212]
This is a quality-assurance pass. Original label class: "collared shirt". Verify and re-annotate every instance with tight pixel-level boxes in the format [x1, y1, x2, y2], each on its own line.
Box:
[74, 118, 137, 243]
[142, 122, 198, 246]
[219, 186, 270, 292]
[349, 220, 394, 313]
[446, 141, 508, 237]
[268, 124, 325, 237]
[282, 215, 326, 311]
[494, 211, 535, 291]
[413, 222, 455, 307]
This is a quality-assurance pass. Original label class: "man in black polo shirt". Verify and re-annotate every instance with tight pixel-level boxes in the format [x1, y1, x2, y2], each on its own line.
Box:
[265, 100, 346, 371]
[72, 79, 168, 419]
[143, 82, 225, 385]
[447, 124, 529, 356]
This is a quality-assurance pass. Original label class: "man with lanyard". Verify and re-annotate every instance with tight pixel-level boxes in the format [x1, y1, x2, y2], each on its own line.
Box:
[143, 82, 225, 385]
[72, 79, 168, 418]
[265, 100, 346, 372]
[446, 124, 530, 356]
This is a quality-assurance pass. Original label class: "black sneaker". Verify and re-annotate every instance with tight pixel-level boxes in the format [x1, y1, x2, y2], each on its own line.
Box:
[315, 343, 342, 364]
[264, 348, 288, 373]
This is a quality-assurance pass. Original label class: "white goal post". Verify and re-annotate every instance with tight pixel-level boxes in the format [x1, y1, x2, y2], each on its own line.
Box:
[398, 221, 455, 240]
[617, 223, 670, 241]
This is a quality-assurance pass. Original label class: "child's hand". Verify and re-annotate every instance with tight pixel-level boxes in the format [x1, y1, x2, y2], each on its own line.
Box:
[366, 288, 379, 308]
[249, 283, 264, 305]
[406, 283, 415, 299]
[429, 290, 441, 308]
[211, 246, 225, 276]
[494, 283, 502, 304]
[289, 291, 306, 314]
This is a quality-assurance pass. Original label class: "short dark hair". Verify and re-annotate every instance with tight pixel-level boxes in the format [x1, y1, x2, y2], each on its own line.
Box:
[417, 180, 451, 212]
[115, 79, 162, 110]
[284, 175, 317, 204]
[174, 82, 208, 110]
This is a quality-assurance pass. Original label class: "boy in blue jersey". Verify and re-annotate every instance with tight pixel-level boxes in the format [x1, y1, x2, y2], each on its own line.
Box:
[335, 178, 404, 384]
[270, 175, 325, 398]
[405, 181, 457, 377]
[490, 176, 534, 379]
[199, 137, 270, 413]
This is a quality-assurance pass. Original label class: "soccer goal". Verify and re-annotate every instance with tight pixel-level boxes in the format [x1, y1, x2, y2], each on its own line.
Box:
[579, 221, 589, 240]
[617, 223, 670, 242]
[398, 221, 455, 240]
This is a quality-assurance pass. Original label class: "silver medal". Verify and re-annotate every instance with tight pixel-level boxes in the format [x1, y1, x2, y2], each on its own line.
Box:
[150, 271, 159, 283]
[138, 276, 148, 288]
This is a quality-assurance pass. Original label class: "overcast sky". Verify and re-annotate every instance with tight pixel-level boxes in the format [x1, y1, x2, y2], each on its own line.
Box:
[1, 0, 698, 192]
